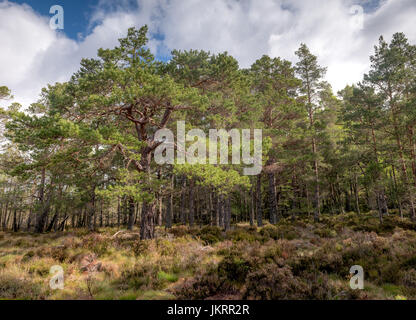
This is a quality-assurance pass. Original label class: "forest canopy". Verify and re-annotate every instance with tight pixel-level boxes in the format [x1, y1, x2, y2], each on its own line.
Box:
[1, 26, 416, 241]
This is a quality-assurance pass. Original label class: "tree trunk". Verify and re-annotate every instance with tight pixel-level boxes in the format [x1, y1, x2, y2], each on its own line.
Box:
[218, 195, 225, 228]
[157, 197, 163, 227]
[180, 178, 187, 224]
[35, 189, 52, 233]
[354, 174, 360, 214]
[268, 172, 278, 224]
[250, 187, 255, 227]
[165, 194, 172, 229]
[313, 137, 320, 222]
[215, 193, 220, 227]
[12, 209, 18, 232]
[127, 197, 135, 231]
[256, 174, 263, 227]
[224, 197, 231, 231]
[189, 180, 195, 227]
[87, 189, 96, 232]
[140, 200, 155, 240]
[117, 198, 121, 227]
[391, 107, 415, 220]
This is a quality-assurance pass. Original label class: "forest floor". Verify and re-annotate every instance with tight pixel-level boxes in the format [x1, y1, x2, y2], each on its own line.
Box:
[1, 211, 416, 300]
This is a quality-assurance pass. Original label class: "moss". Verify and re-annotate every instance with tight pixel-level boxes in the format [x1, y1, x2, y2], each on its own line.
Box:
[382, 284, 403, 297]
[119, 291, 139, 300]
[157, 271, 178, 283]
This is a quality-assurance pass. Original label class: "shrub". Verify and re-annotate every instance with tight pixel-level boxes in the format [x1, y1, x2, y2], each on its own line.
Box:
[314, 228, 337, 238]
[118, 261, 168, 291]
[170, 226, 189, 238]
[217, 255, 252, 284]
[174, 266, 235, 300]
[243, 265, 307, 300]
[21, 251, 35, 263]
[0, 275, 44, 299]
[259, 225, 280, 240]
[226, 228, 261, 242]
[27, 259, 53, 277]
[400, 269, 416, 288]
[197, 226, 224, 245]
[132, 240, 150, 257]
[81, 234, 111, 256]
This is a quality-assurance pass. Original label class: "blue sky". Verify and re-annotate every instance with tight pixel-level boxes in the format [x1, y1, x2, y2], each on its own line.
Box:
[11, 0, 384, 40]
[10, 0, 383, 50]
[11, 0, 171, 60]
[13, 0, 100, 39]
[1, 0, 416, 107]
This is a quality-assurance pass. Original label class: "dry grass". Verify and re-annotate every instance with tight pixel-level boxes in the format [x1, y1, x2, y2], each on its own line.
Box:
[0, 212, 415, 300]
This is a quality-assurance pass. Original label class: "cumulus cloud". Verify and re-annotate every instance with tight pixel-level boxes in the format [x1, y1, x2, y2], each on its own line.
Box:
[0, 0, 156, 107]
[1, 0, 416, 108]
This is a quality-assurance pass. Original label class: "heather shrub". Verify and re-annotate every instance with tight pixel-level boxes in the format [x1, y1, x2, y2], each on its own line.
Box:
[174, 265, 236, 300]
[226, 227, 262, 242]
[259, 225, 280, 240]
[243, 265, 307, 299]
[197, 226, 224, 245]
[0, 275, 45, 299]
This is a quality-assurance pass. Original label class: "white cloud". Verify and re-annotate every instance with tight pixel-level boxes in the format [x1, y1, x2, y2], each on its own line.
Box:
[1, 0, 416, 108]
[0, 1, 156, 107]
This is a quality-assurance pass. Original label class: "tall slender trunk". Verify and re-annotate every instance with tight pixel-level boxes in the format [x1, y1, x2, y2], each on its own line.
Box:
[218, 195, 225, 228]
[12, 209, 18, 232]
[256, 174, 263, 227]
[140, 201, 155, 239]
[35, 169, 47, 233]
[208, 192, 213, 226]
[392, 106, 415, 220]
[312, 137, 320, 222]
[189, 180, 195, 227]
[157, 197, 163, 227]
[117, 198, 121, 227]
[215, 193, 220, 227]
[224, 197, 231, 231]
[2, 200, 9, 230]
[87, 189, 96, 232]
[126, 197, 135, 231]
[268, 172, 278, 224]
[100, 201, 103, 228]
[391, 164, 403, 218]
[354, 174, 360, 214]
[180, 178, 187, 224]
[165, 175, 174, 229]
[250, 187, 255, 227]
[165, 194, 172, 229]
[408, 126, 416, 187]
[26, 207, 33, 231]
